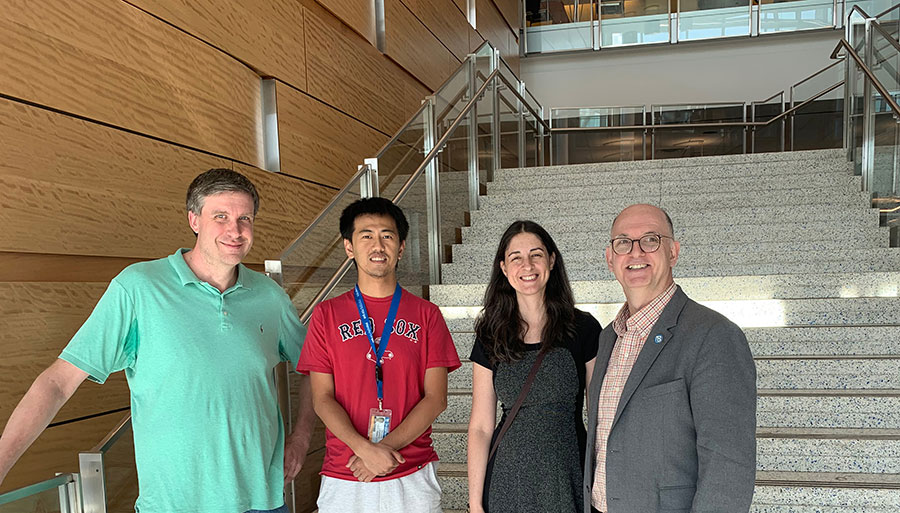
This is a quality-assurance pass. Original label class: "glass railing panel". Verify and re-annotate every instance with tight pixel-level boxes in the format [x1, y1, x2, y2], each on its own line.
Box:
[652, 103, 746, 158]
[473, 49, 496, 184]
[279, 171, 365, 313]
[0, 474, 77, 513]
[393, 165, 431, 298]
[847, 0, 897, 20]
[869, 25, 900, 197]
[551, 106, 645, 164]
[434, 116, 471, 264]
[379, 106, 429, 200]
[789, 61, 843, 150]
[497, 84, 521, 169]
[524, 0, 595, 53]
[758, 0, 833, 34]
[750, 92, 785, 153]
[678, 0, 750, 41]
[600, 0, 669, 47]
[103, 421, 138, 513]
[524, 112, 539, 167]
[847, 6, 869, 54]
[433, 65, 472, 138]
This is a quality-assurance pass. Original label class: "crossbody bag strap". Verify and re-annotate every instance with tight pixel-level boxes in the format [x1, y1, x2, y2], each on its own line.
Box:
[488, 350, 547, 462]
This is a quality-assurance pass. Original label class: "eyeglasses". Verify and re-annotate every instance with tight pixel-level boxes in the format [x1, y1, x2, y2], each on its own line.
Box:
[609, 233, 674, 255]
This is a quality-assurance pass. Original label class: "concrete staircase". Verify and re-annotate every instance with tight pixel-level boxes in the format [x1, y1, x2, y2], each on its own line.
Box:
[429, 149, 900, 512]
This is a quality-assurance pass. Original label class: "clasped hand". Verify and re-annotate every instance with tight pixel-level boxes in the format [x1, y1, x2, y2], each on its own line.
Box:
[346, 442, 405, 482]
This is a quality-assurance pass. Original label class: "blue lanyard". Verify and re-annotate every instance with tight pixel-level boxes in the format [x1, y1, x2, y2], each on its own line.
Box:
[353, 284, 402, 409]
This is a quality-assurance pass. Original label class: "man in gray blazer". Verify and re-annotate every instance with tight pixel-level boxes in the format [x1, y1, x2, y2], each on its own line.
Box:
[584, 204, 756, 513]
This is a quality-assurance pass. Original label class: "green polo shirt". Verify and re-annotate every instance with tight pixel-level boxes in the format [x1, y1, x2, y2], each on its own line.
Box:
[60, 249, 306, 513]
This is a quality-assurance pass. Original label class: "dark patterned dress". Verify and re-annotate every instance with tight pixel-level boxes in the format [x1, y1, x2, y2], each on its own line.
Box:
[471, 310, 602, 513]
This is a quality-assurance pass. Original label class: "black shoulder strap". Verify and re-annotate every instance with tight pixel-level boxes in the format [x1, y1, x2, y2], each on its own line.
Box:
[488, 350, 547, 462]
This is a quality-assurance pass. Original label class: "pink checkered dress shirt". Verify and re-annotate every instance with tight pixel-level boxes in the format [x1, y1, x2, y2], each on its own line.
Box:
[591, 282, 677, 512]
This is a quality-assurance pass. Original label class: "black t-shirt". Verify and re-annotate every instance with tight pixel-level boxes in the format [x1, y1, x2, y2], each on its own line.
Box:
[470, 308, 602, 405]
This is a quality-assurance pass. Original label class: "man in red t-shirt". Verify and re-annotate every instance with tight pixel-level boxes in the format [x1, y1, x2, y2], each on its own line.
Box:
[297, 197, 461, 512]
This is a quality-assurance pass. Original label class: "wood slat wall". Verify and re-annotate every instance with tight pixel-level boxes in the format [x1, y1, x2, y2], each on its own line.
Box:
[0, 0, 522, 507]
[0, 0, 263, 167]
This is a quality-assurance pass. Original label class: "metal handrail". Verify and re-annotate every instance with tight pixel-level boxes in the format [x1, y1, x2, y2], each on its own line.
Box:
[832, 37, 900, 118]
[89, 414, 132, 453]
[871, 18, 900, 55]
[755, 90, 785, 105]
[551, 79, 843, 133]
[277, 164, 369, 260]
[791, 59, 843, 91]
[298, 67, 501, 322]
[495, 72, 553, 131]
[0, 473, 78, 506]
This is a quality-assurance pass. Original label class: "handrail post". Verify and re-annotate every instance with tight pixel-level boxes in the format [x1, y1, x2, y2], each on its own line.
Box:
[862, 19, 875, 189]
[492, 49, 501, 178]
[56, 472, 81, 513]
[518, 80, 526, 168]
[844, 45, 853, 160]
[467, 56, 480, 212]
[78, 452, 107, 513]
[423, 97, 442, 284]
[539, 105, 546, 166]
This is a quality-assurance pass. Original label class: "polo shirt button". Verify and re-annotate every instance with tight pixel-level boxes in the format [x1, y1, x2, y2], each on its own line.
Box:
[223, 311, 228, 316]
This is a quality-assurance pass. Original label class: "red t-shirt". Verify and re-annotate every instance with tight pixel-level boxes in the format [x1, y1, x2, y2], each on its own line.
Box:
[297, 288, 461, 481]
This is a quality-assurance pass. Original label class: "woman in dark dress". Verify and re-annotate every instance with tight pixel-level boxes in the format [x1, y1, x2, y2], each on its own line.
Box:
[467, 220, 602, 513]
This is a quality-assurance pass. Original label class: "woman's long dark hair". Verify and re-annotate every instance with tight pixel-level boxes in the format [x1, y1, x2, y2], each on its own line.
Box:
[474, 220, 577, 364]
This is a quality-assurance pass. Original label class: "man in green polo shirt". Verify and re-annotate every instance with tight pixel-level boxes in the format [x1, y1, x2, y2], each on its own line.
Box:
[0, 169, 314, 513]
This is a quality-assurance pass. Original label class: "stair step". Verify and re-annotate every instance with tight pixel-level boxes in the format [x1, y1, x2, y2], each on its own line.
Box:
[432, 274, 900, 305]
[442, 296, 900, 331]
[448, 326, 900, 359]
[445, 356, 900, 390]
[439, 389, 900, 428]
[435, 466, 900, 511]
[460, 219, 887, 246]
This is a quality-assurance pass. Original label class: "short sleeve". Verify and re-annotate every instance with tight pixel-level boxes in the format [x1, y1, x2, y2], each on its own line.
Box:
[574, 310, 602, 365]
[276, 288, 307, 369]
[424, 305, 461, 372]
[296, 303, 333, 375]
[469, 337, 493, 370]
[59, 279, 138, 384]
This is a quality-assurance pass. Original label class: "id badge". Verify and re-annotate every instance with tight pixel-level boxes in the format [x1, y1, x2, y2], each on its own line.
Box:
[368, 408, 392, 443]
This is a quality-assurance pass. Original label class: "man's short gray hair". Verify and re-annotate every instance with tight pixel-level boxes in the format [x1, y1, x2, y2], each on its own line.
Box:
[186, 168, 259, 215]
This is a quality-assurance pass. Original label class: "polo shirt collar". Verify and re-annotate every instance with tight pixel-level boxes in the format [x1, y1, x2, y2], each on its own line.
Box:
[167, 248, 250, 292]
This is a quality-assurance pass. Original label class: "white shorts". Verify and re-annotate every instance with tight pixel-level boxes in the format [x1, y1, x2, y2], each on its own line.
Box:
[316, 462, 443, 513]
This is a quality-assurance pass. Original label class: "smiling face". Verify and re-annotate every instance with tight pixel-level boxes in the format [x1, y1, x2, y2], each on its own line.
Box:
[606, 204, 680, 312]
[187, 190, 255, 272]
[500, 232, 556, 300]
[344, 214, 405, 286]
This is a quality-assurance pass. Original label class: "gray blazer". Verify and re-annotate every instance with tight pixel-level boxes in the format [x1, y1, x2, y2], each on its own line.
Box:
[583, 286, 756, 513]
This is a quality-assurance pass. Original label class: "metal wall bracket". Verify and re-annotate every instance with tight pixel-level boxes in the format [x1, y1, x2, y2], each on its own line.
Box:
[78, 453, 106, 513]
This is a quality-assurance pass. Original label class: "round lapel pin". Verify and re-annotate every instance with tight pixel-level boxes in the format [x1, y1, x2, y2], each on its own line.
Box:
[654, 334, 663, 344]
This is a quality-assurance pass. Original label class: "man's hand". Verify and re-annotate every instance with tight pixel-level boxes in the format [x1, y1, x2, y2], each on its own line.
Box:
[353, 442, 405, 476]
[346, 455, 377, 482]
[283, 434, 310, 485]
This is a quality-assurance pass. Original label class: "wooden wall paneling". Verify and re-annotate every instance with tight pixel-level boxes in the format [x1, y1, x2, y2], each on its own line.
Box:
[0, 98, 329, 264]
[274, 82, 388, 189]
[294, 448, 325, 512]
[401, 0, 471, 61]
[0, 98, 233, 207]
[0, 172, 194, 257]
[469, 23, 486, 52]
[126, 0, 308, 90]
[0, 283, 131, 425]
[383, 0, 457, 91]
[315, 0, 378, 46]
[0, 0, 263, 166]
[506, 28, 521, 75]
[454, 0, 469, 16]
[492, 0, 521, 33]
[475, 0, 516, 65]
[0, 253, 143, 283]
[0, 413, 128, 493]
[304, 5, 430, 136]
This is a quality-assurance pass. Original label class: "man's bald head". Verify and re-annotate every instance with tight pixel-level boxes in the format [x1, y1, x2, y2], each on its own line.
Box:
[611, 204, 674, 238]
